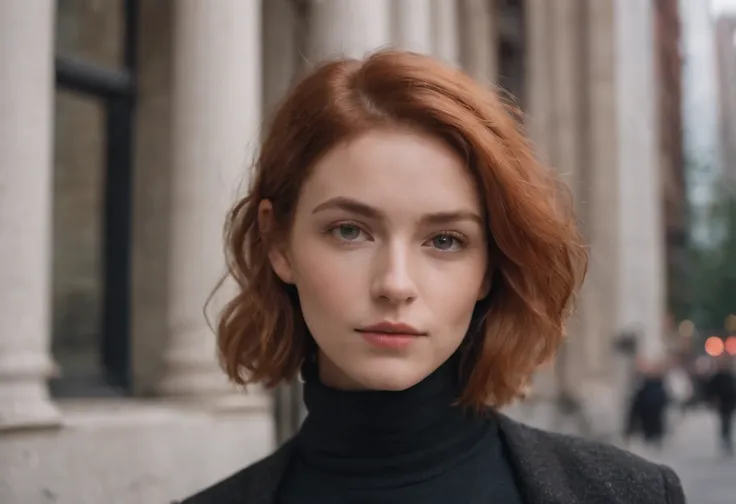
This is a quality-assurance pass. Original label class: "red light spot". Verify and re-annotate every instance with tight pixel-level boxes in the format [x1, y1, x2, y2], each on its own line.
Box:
[705, 336, 725, 357]
[726, 336, 736, 356]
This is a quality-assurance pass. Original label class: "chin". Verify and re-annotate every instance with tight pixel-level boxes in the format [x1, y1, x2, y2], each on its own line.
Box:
[351, 361, 430, 391]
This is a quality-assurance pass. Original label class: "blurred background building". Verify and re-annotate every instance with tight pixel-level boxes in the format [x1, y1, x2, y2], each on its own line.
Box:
[656, 0, 689, 340]
[681, 0, 724, 246]
[715, 13, 736, 185]
[2, 0, 733, 503]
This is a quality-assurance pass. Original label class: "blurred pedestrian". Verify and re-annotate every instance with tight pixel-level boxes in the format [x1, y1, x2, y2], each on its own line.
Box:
[705, 357, 736, 456]
[665, 362, 694, 423]
[625, 359, 670, 448]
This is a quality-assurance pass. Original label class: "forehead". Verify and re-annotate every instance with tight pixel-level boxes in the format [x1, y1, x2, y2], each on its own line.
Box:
[299, 129, 482, 213]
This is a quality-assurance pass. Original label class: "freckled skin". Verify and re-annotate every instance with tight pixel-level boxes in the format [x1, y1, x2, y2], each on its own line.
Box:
[264, 129, 489, 391]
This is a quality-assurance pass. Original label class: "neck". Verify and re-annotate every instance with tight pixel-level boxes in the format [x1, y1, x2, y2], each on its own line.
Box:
[315, 350, 372, 390]
[297, 356, 495, 485]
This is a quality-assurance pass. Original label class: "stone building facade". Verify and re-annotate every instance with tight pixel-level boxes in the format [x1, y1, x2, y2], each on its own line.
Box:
[716, 14, 736, 186]
[0, 1, 669, 502]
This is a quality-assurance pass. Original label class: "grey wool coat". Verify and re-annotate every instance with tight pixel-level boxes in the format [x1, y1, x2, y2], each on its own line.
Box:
[177, 412, 686, 504]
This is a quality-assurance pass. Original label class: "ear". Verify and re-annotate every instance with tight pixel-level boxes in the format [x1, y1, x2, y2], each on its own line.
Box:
[477, 267, 493, 301]
[258, 199, 295, 284]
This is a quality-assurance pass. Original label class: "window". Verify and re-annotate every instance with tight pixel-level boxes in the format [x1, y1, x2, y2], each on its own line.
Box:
[50, 0, 137, 397]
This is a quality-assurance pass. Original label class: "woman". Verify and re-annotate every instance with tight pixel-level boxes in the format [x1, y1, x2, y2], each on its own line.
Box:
[181, 51, 685, 504]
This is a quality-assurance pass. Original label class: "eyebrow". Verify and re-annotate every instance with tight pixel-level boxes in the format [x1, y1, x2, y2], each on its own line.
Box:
[311, 196, 484, 226]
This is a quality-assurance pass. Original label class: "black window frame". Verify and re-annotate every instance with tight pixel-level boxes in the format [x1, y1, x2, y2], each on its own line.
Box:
[53, 0, 138, 392]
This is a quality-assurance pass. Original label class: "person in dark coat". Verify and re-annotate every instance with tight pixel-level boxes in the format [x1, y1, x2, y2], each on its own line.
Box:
[705, 356, 736, 456]
[625, 360, 670, 447]
[177, 51, 685, 504]
[635, 374, 670, 446]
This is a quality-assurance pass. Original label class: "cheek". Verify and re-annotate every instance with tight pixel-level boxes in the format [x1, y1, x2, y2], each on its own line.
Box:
[441, 287, 480, 331]
[288, 238, 362, 320]
[424, 257, 486, 330]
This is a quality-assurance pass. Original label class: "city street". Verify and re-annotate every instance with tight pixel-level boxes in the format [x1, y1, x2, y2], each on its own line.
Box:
[628, 409, 736, 504]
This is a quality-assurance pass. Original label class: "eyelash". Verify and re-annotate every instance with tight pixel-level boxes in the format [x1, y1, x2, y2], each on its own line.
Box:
[324, 221, 469, 251]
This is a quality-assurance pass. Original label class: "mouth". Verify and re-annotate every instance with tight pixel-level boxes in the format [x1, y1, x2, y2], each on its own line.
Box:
[355, 322, 426, 349]
[356, 321, 425, 336]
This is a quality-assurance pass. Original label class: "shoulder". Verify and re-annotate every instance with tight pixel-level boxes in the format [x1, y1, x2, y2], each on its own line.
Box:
[536, 429, 684, 502]
[175, 440, 295, 504]
[495, 413, 685, 504]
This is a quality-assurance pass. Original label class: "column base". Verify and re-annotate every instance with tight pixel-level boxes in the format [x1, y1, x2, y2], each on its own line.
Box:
[155, 369, 272, 412]
[0, 382, 62, 432]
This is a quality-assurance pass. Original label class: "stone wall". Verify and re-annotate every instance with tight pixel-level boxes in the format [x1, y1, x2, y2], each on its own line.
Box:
[0, 402, 274, 504]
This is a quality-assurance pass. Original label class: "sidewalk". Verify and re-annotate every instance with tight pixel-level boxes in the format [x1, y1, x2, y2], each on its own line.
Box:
[628, 409, 736, 504]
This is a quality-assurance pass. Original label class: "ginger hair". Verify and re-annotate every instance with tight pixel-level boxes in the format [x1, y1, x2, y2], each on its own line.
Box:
[215, 50, 587, 409]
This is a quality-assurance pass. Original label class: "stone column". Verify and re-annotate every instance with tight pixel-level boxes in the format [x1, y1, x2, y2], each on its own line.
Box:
[614, 0, 665, 360]
[432, 0, 461, 65]
[524, 0, 554, 165]
[522, 0, 557, 399]
[563, 1, 627, 434]
[392, 0, 433, 54]
[263, 0, 302, 119]
[583, 0, 618, 375]
[549, 0, 585, 203]
[547, 0, 591, 391]
[458, 0, 498, 86]
[155, 0, 265, 406]
[308, 0, 392, 60]
[0, 0, 61, 429]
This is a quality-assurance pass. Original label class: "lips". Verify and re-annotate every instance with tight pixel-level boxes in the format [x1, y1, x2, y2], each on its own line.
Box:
[355, 321, 426, 349]
[356, 321, 425, 336]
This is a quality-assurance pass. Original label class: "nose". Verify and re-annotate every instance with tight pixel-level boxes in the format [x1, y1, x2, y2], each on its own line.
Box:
[370, 242, 418, 304]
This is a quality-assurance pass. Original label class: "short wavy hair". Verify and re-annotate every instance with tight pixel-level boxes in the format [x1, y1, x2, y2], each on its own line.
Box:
[216, 50, 587, 409]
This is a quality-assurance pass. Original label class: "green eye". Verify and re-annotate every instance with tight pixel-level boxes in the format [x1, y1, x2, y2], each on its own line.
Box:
[334, 224, 362, 241]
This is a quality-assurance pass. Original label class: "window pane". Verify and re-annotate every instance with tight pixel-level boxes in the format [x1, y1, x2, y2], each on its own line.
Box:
[56, 0, 124, 69]
[50, 89, 108, 396]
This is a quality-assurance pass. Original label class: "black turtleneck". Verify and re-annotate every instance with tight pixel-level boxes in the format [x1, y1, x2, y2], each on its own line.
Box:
[276, 357, 526, 504]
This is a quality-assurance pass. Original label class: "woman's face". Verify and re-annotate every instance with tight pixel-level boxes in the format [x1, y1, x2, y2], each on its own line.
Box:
[265, 128, 489, 391]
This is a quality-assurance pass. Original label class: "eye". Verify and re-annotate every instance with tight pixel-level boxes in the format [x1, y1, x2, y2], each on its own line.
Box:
[330, 223, 369, 242]
[427, 233, 465, 252]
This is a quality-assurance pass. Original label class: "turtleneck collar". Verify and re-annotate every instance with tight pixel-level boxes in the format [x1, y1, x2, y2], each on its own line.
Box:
[296, 354, 496, 488]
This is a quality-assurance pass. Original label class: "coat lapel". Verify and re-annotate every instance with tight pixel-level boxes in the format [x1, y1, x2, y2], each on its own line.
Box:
[181, 439, 296, 504]
[241, 439, 295, 504]
[495, 412, 583, 504]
